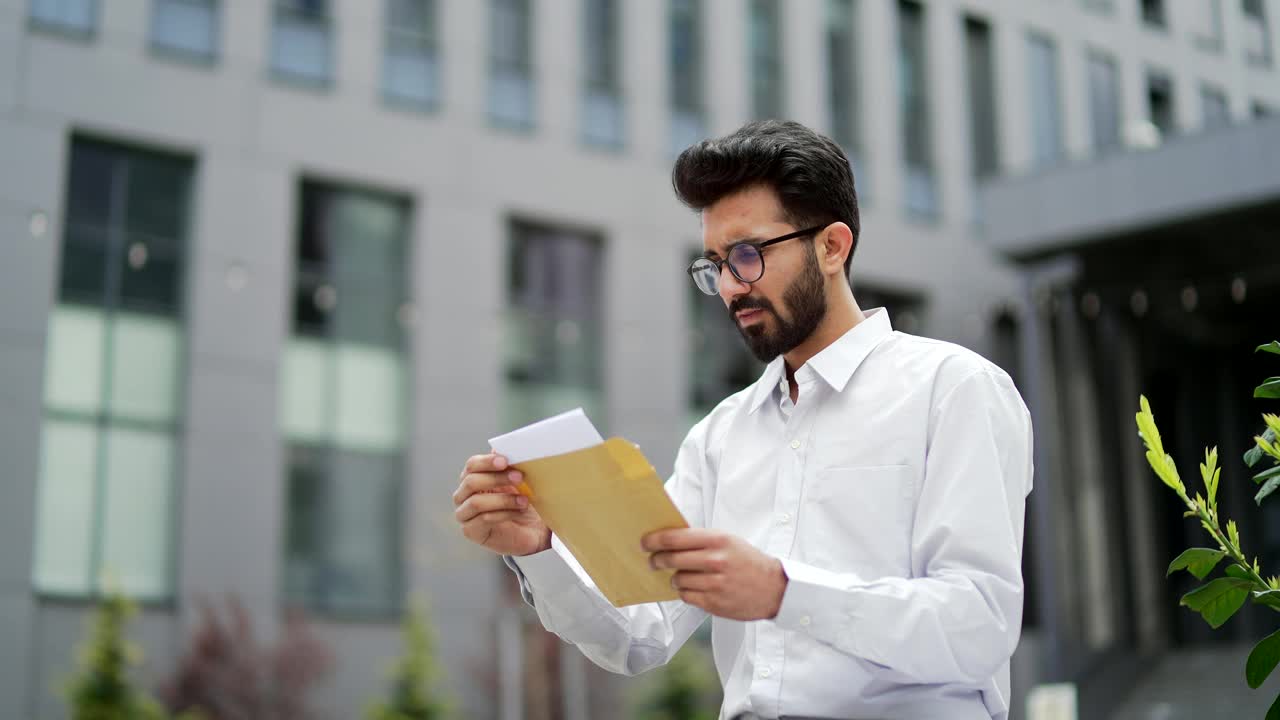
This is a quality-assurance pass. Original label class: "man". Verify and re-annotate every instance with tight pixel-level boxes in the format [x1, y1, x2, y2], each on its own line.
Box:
[452, 121, 1032, 719]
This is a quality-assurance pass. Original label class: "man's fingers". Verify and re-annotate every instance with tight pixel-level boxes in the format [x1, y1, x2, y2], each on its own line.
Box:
[670, 570, 723, 592]
[641, 527, 725, 552]
[455, 491, 528, 523]
[463, 452, 510, 475]
[650, 549, 726, 572]
[452, 469, 524, 505]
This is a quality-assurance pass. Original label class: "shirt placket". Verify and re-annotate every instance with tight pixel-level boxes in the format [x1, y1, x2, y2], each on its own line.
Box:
[748, 370, 821, 718]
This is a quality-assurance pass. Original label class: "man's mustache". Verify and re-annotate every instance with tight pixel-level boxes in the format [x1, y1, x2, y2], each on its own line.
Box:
[729, 297, 775, 316]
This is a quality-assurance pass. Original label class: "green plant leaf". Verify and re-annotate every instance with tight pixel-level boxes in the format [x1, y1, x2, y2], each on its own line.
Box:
[1168, 548, 1226, 580]
[1269, 689, 1280, 720]
[1259, 378, 1280, 400]
[1255, 590, 1280, 611]
[1227, 564, 1253, 580]
[1248, 629, 1280, 688]
[1250, 429, 1279, 467]
[1259, 341, 1280, 356]
[1254, 465, 1280, 485]
[1181, 577, 1252, 628]
[1258, 475, 1280, 506]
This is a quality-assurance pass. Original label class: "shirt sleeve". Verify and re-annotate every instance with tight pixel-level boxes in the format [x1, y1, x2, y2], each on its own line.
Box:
[772, 368, 1033, 686]
[504, 419, 716, 676]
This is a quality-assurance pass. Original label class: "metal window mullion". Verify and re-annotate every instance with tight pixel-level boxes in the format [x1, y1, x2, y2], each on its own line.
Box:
[85, 152, 129, 597]
[317, 193, 342, 612]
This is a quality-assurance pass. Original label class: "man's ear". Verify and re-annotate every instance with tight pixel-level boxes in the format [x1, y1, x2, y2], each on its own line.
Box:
[818, 223, 854, 275]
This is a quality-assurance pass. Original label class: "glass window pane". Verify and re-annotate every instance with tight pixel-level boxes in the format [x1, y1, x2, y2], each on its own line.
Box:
[124, 150, 192, 241]
[32, 419, 99, 595]
[748, 0, 782, 120]
[324, 451, 401, 614]
[282, 337, 332, 442]
[152, 0, 218, 57]
[898, 0, 935, 216]
[30, 0, 96, 33]
[328, 191, 409, 348]
[44, 304, 106, 415]
[504, 226, 604, 429]
[65, 140, 116, 229]
[272, 2, 332, 83]
[1028, 34, 1063, 167]
[98, 427, 174, 598]
[108, 312, 181, 423]
[118, 234, 184, 313]
[1202, 86, 1231, 130]
[964, 17, 998, 178]
[334, 344, 405, 452]
[1088, 53, 1122, 152]
[285, 447, 401, 615]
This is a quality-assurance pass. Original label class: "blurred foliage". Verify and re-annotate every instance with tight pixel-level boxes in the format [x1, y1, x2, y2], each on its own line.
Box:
[1138, 341, 1280, 719]
[366, 599, 450, 720]
[630, 640, 720, 720]
[158, 597, 331, 720]
[65, 587, 194, 720]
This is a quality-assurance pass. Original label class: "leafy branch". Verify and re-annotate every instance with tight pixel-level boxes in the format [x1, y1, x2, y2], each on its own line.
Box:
[1136, 341, 1280, 717]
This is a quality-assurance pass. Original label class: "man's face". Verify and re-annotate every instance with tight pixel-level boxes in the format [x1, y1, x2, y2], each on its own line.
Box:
[701, 185, 828, 363]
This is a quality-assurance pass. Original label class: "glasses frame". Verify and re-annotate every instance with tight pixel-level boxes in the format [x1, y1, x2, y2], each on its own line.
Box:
[686, 225, 826, 295]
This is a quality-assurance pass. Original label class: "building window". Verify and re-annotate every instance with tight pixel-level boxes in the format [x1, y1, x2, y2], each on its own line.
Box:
[1242, 0, 1274, 66]
[898, 0, 937, 218]
[504, 223, 604, 431]
[270, 0, 333, 86]
[669, 0, 706, 156]
[687, 249, 761, 428]
[489, 0, 535, 129]
[748, 0, 783, 120]
[1141, 0, 1167, 29]
[1087, 51, 1123, 153]
[281, 182, 412, 617]
[1146, 70, 1176, 141]
[964, 16, 998, 181]
[826, 0, 866, 196]
[151, 0, 218, 60]
[582, 0, 624, 148]
[1028, 33, 1063, 168]
[33, 137, 193, 600]
[1190, 0, 1224, 51]
[383, 0, 440, 107]
[29, 0, 97, 35]
[1201, 84, 1231, 130]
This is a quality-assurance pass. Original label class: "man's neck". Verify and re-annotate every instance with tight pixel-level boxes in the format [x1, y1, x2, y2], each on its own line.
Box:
[783, 287, 865, 381]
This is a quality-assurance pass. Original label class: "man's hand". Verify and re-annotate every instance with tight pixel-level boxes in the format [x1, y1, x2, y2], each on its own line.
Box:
[453, 453, 552, 556]
[643, 528, 788, 621]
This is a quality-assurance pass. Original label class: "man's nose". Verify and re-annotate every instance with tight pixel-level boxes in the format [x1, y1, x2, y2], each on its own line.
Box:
[719, 264, 750, 304]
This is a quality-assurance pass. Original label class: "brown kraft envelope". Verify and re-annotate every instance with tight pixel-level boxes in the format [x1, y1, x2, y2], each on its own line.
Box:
[514, 437, 690, 607]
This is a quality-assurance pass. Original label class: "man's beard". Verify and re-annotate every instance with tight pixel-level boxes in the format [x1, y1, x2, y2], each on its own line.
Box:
[728, 246, 828, 363]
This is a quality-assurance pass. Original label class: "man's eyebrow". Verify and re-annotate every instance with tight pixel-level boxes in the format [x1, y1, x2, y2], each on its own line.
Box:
[704, 236, 765, 259]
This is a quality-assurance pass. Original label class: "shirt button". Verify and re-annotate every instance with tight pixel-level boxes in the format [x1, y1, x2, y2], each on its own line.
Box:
[759, 667, 772, 678]
[778, 513, 791, 525]
[789, 439, 801, 450]
[800, 615, 811, 626]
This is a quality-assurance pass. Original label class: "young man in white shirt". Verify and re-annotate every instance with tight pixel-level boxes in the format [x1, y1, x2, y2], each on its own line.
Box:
[452, 120, 1033, 720]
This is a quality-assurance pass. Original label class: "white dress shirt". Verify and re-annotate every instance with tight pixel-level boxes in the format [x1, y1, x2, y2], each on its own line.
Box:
[507, 308, 1033, 720]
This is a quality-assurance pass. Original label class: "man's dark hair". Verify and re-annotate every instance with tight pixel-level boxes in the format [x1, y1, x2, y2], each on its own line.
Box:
[672, 120, 861, 278]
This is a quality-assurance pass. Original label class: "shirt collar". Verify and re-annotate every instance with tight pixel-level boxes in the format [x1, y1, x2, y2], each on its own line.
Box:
[746, 307, 895, 414]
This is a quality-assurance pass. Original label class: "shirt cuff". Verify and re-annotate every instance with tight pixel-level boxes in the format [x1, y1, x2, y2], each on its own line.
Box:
[773, 558, 868, 639]
[507, 539, 585, 607]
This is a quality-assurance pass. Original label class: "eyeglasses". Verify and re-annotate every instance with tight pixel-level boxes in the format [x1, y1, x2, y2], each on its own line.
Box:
[686, 225, 825, 296]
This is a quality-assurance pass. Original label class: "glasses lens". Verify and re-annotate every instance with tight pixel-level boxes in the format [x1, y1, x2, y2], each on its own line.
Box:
[727, 243, 764, 283]
[689, 259, 719, 295]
